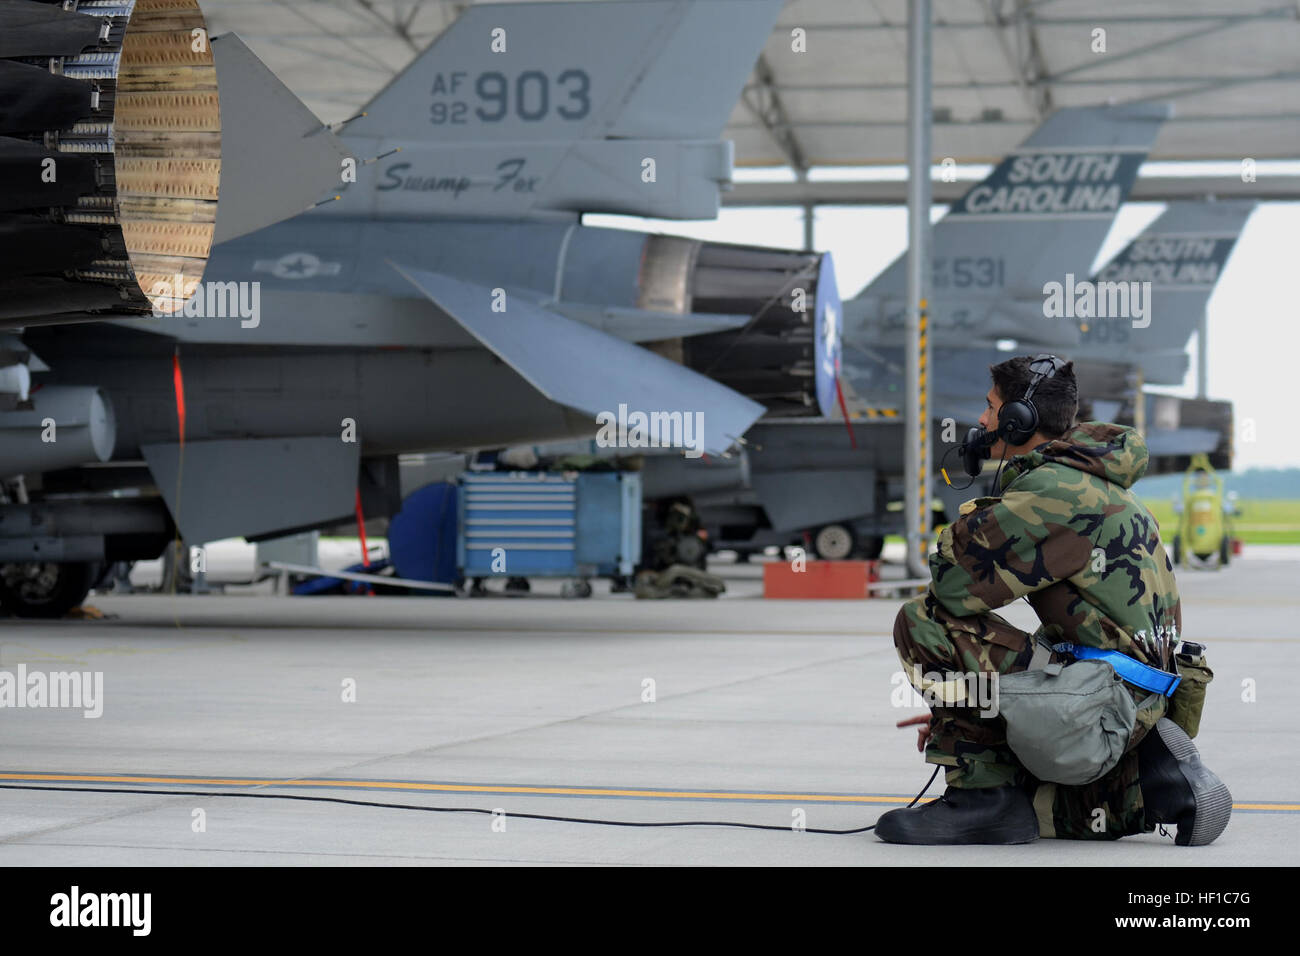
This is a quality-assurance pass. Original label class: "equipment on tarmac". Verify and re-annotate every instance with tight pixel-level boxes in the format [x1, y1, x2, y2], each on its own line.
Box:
[1172, 454, 1237, 569]
[456, 471, 641, 599]
[642, 498, 709, 572]
[284, 471, 643, 599]
[633, 564, 725, 599]
[388, 481, 460, 589]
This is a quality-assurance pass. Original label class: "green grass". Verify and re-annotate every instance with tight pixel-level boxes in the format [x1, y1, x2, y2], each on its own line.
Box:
[885, 500, 1300, 546]
[1143, 498, 1300, 545]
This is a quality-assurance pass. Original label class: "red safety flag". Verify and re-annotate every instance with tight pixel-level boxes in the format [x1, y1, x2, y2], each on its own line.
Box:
[172, 348, 186, 444]
[355, 488, 374, 596]
[835, 375, 857, 449]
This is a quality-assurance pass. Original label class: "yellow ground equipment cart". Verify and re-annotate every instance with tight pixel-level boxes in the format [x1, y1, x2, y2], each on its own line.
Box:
[1172, 455, 1237, 569]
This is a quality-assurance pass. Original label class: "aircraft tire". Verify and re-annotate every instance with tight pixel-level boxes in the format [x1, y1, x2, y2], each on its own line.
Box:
[813, 524, 855, 561]
[0, 561, 97, 619]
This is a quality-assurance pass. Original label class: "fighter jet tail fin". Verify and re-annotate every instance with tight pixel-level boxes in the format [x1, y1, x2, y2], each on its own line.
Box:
[391, 265, 766, 457]
[347, 0, 781, 144]
[337, 0, 785, 219]
[853, 103, 1171, 305]
[1079, 200, 1255, 384]
[841, 104, 1172, 417]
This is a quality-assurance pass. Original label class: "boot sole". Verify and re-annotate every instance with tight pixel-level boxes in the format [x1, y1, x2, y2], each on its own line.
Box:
[876, 824, 1039, 846]
[1153, 719, 1232, 846]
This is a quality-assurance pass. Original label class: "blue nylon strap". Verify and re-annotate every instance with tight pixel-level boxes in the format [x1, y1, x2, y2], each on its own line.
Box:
[1052, 643, 1182, 697]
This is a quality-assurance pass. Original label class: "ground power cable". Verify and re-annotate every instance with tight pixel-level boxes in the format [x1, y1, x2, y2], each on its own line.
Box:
[0, 767, 940, 835]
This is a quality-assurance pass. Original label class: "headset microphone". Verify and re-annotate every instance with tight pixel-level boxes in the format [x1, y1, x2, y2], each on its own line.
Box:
[959, 425, 995, 477]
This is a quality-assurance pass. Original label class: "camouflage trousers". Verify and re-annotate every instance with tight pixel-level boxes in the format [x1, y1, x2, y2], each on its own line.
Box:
[893, 592, 1158, 840]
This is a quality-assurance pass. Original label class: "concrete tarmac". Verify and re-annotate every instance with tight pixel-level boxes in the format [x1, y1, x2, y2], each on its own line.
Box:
[1, 548, 1296, 866]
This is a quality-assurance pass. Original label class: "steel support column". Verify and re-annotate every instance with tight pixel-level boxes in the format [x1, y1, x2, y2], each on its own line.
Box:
[905, 0, 933, 579]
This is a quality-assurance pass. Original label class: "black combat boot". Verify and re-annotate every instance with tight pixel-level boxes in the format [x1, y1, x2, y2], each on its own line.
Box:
[1137, 718, 1232, 846]
[874, 784, 1039, 845]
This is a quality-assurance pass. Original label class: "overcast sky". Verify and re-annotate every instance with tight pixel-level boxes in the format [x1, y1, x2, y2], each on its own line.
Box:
[588, 170, 1299, 471]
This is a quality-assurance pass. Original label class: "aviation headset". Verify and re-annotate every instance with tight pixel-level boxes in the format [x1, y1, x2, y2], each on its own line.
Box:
[958, 353, 1069, 477]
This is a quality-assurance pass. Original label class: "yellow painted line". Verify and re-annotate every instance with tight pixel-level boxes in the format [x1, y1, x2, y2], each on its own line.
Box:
[1, 773, 1296, 812]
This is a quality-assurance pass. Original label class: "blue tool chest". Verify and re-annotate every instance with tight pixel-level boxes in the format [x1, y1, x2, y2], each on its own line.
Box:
[457, 471, 641, 578]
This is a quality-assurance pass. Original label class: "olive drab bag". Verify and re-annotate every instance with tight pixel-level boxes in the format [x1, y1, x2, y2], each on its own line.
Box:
[996, 656, 1138, 786]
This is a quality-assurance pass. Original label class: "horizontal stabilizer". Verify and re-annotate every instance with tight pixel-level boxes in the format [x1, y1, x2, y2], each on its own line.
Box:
[554, 305, 752, 343]
[391, 265, 765, 456]
[1130, 350, 1190, 385]
[211, 34, 352, 244]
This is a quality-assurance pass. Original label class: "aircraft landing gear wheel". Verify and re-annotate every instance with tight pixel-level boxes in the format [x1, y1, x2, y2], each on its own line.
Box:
[504, 576, 531, 596]
[812, 523, 855, 561]
[0, 561, 98, 619]
[1219, 535, 1231, 568]
[1172, 534, 1182, 568]
[562, 579, 593, 599]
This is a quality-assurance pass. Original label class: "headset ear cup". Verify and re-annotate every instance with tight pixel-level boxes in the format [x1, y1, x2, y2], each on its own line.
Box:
[998, 400, 1037, 446]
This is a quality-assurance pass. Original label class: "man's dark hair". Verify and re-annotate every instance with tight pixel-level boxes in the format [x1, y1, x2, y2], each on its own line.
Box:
[989, 355, 1079, 439]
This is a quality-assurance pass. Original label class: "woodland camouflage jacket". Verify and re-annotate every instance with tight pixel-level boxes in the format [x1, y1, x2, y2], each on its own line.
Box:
[929, 422, 1181, 662]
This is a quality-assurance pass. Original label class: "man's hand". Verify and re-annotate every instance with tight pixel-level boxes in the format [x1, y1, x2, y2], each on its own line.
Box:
[897, 714, 934, 753]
